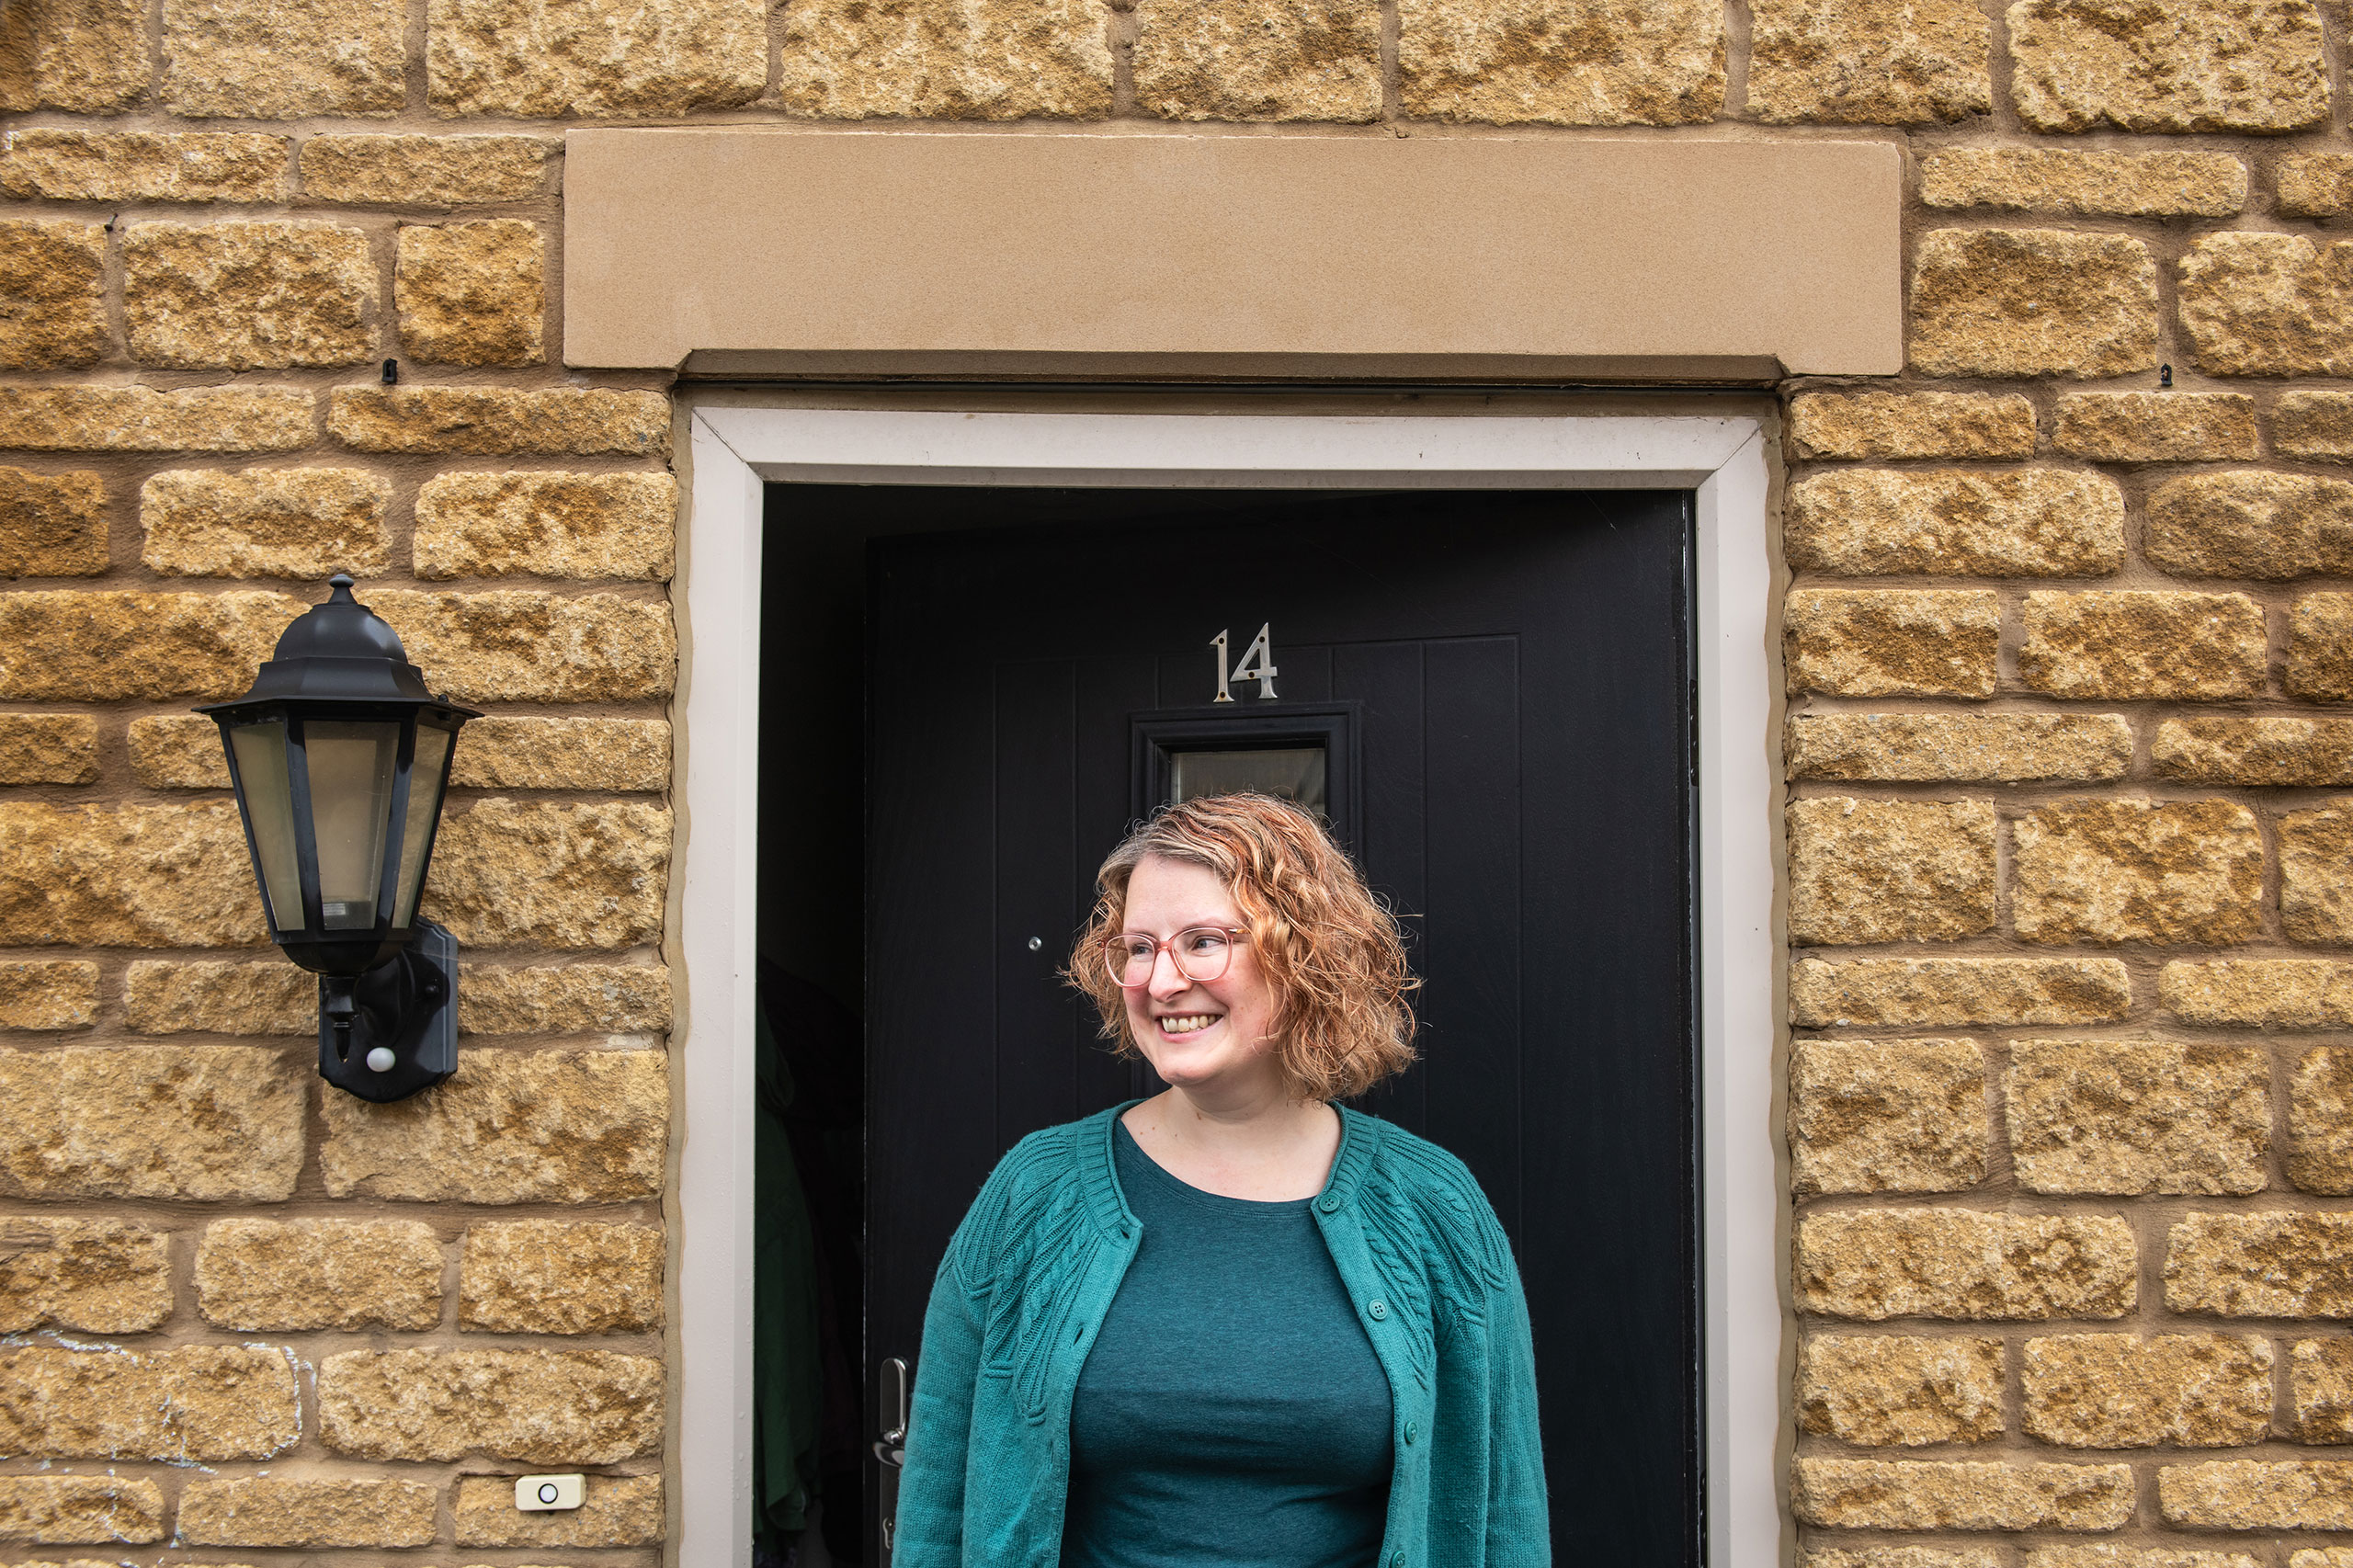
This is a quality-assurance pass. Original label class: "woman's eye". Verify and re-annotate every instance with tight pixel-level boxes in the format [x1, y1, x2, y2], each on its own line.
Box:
[1184, 932, 1227, 955]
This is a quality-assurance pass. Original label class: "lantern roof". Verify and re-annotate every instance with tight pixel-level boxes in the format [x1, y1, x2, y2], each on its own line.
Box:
[200, 574, 478, 716]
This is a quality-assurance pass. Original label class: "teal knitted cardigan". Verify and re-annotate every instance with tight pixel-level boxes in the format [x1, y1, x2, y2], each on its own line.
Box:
[892, 1103, 1551, 1568]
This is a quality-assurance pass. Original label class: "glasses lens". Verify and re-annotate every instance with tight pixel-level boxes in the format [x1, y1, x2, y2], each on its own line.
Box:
[1171, 928, 1233, 982]
[1107, 935, 1156, 987]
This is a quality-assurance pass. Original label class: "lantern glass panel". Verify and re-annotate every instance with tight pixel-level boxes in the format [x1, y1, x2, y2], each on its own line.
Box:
[304, 721, 399, 930]
[393, 723, 453, 927]
[226, 721, 301, 930]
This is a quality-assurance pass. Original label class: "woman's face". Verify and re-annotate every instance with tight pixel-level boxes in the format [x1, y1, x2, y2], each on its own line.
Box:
[1118, 854, 1281, 1096]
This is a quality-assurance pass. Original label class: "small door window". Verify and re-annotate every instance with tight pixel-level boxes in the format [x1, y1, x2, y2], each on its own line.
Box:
[1168, 745, 1328, 816]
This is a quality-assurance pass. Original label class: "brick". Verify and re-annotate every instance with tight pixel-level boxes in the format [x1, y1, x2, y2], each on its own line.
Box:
[368, 590, 675, 702]
[1133, 0, 1378, 120]
[125, 222, 376, 370]
[2182, 233, 2353, 378]
[0, 387, 313, 454]
[0, 961, 97, 1029]
[1399, 0, 1723, 124]
[2292, 1048, 2353, 1194]
[2077, 1534, 2266, 1567]
[2161, 1461, 2353, 1529]
[449, 717, 671, 791]
[452, 1472, 661, 1547]
[2284, 802, 2353, 945]
[2299, 1339, 2353, 1441]
[141, 467, 389, 579]
[319, 1047, 666, 1202]
[163, 0, 403, 116]
[0, 801, 262, 946]
[2021, 592, 2264, 701]
[0, 716, 97, 785]
[427, 800, 670, 949]
[319, 1346, 662, 1461]
[2279, 393, 2353, 462]
[0, 1346, 298, 1460]
[1788, 798, 1995, 945]
[1808, 1550, 1999, 1568]
[0, 1220, 170, 1333]
[459, 963, 672, 1034]
[2165, 960, 2353, 1029]
[2166, 1211, 2353, 1317]
[0, 470, 106, 578]
[1796, 1209, 2135, 1320]
[1910, 229, 2157, 381]
[2149, 472, 2353, 579]
[0, 1045, 301, 1201]
[1747, 0, 1987, 124]
[0, 1479, 165, 1544]
[176, 1479, 435, 1549]
[1790, 957, 2130, 1028]
[329, 386, 668, 456]
[0, 0, 147, 112]
[1788, 713, 2130, 784]
[0, 131, 287, 202]
[1791, 1457, 2133, 1530]
[2282, 156, 2353, 219]
[1798, 1335, 2003, 1445]
[196, 1218, 441, 1330]
[415, 471, 675, 580]
[2024, 1334, 2270, 1449]
[1921, 149, 2246, 217]
[0, 591, 298, 702]
[0, 223, 106, 372]
[1786, 468, 2123, 577]
[2297, 1553, 2353, 1568]
[1785, 589, 1998, 699]
[122, 960, 309, 1034]
[2292, 594, 2353, 701]
[397, 221, 544, 368]
[1789, 392, 2036, 460]
[2058, 394, 2257, 463]
[2013, 799, 2263, 948]
[2156, 719, 2353, 786]
[125, 715, 226, 790]
[461, 1220, 663, 1333]
[2008, 1040, 2268, 1195]
[1790, 1039, 1986, 1195]
[2009, 0, 2326, 132]
[436, 0, 766, 115]
[300, 134, 553, 206]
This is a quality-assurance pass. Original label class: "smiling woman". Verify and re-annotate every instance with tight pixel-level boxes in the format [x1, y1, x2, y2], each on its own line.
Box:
[890, 793, 1549, 1568]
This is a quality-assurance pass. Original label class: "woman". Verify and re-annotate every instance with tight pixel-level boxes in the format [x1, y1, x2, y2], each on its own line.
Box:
[892, 792, 1549, 1568]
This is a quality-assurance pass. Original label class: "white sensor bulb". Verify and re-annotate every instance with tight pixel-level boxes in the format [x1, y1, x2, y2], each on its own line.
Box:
[365, 1047, 396, 1073]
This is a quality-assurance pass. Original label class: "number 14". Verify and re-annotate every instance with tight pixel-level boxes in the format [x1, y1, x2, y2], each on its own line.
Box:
[1211, 624, 1278, 702]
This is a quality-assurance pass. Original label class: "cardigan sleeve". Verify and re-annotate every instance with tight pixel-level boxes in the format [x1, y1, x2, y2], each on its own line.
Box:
[1483, 1261, 1552, 1565]
[885, 1249, 984, 1567]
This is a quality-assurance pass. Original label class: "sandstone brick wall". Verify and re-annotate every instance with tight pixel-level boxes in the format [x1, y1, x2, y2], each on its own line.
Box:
[11, 0, 2353, 1561]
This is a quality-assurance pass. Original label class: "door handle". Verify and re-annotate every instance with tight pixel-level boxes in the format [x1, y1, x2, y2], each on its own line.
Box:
[874, 1355, 910, 1468]
[876, 1357, 910, 1562]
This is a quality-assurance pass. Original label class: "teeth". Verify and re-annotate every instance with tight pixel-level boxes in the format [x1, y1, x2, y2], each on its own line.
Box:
[1160, 1015, 1217, 1034]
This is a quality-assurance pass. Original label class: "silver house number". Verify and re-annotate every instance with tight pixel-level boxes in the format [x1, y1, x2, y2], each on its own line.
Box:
[1211, 624, 1279, 702]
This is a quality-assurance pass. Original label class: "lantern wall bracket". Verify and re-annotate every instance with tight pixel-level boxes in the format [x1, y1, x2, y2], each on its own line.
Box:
[319, 917, 459, 1103]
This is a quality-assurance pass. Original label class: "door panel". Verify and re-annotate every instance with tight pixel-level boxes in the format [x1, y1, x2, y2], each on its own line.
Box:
[863, 486, 1698, 1564]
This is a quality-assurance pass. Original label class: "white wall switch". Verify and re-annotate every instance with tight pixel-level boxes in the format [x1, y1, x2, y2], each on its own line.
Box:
[515, 1474, 585, 1511]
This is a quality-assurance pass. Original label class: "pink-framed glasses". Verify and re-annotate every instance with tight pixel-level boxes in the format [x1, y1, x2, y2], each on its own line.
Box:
[1102, 926, 1248, 989]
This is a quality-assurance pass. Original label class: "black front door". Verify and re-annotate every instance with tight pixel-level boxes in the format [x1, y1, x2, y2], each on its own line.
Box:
[852, 483, 1700, 1564]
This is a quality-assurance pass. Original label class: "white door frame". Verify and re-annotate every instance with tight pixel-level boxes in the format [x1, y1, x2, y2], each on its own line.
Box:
[673, 405, 1782, 1568]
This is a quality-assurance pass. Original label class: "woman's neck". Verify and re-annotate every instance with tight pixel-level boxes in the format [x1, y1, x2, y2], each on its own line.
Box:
[1120, 1080, 1342, 1202]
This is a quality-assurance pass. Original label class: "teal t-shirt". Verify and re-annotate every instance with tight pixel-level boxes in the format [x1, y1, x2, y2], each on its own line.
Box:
[1060, 1119, 1394, 1568]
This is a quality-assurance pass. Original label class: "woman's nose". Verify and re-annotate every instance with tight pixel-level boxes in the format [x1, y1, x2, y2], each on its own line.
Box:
[1146, 949, 1191, 997]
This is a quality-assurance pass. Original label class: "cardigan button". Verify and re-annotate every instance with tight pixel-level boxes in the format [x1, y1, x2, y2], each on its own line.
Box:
[1391, 1553, 1405, 1568]
[1404, 1421, 1417, 1445]
[1317, 1193, 1339, 1213]
[1367, 1299, 1388, 1321]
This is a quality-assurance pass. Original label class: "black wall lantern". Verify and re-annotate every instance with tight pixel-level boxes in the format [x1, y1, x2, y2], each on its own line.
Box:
[199, 575, 480, 1103]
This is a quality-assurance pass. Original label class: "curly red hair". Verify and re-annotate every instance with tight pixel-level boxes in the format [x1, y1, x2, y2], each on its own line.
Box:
[1067, 792, 1417, 1102]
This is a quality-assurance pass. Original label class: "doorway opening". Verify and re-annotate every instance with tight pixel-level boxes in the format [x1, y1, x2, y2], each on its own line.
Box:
[753, 482, 1702, 1567]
